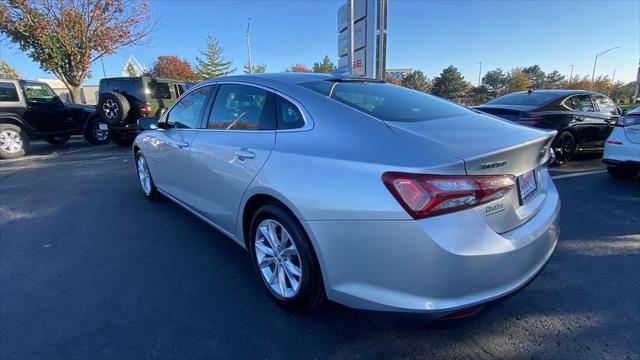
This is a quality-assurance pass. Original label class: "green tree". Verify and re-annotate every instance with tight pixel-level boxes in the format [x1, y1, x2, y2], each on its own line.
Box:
[401, 70, 431, 92]
[195, 35, 235, 79]
[243, 63, 267, 74]
[0, 60, 20, 79]
[523, 65, 546, 88]
[611, 81, 636, 104]
[312, 55, 336, 73]
[507, 67, 531, 92]
[482, 68, 508, 97]
[545, 70, 567, 88]
[0, 0, 154, 103]
[431, 65, 467, 100]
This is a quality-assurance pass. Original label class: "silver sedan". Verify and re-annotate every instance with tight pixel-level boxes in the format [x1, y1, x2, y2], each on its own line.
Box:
[133, 73, 560, 317]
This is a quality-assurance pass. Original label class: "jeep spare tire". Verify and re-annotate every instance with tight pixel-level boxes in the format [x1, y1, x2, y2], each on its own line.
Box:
[98, 91, 130, 125]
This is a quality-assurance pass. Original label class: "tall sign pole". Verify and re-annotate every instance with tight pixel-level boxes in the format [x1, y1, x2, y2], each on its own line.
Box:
[246, 17, 253, 74]
[337, 0, 387, 79]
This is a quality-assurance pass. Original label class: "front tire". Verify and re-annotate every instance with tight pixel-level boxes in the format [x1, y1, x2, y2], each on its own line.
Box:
[44, 134, 71, 145]
[135, 149, 160, 200]
[607, 166, 639, 179]
[552, 131, 576, 164]
[0, 124, 29, 159]
[249, 204, 324, 309]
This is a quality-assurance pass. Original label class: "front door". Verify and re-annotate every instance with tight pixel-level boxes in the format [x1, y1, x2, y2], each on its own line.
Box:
[189, 83, 277, 234]
[148, 85, 213, 205]
[21, 83, 70, 133]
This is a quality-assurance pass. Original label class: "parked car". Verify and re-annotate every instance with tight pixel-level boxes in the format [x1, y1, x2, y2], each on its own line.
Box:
[603, 107, 640, 178]
[0, 79, 109, 159]
[475, 90, 621, 163]
[132, 73, 560, 318]
[97, 76, 186, 146]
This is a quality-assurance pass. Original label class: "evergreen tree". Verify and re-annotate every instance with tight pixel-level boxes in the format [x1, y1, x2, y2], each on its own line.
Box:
[523, 65, 546, 88]
[244, 63, 267, 74]
[312, 55, 336, 73]
[195, 36, 235, 80]
[482, 68, 508, 97]
[545, 70, 567, 88]
[401, 70, 431, 92]
[431, 66, 467, 99]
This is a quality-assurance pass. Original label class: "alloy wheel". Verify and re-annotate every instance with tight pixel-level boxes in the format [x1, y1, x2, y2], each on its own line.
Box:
[136, 155, 152, 195]
[102, 99, 119, 119]
[254, 219, 303, 299]
[0, 130, 23, 154]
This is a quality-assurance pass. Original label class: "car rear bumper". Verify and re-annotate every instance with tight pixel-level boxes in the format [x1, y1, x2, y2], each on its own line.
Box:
[305, 180, 560, 315]
[603, 128, 640, 166]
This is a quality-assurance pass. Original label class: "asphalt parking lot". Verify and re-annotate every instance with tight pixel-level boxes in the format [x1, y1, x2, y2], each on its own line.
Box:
[1, 137, 639, 359]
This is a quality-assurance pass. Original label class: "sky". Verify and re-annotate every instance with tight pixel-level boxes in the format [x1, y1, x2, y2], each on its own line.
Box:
[1, 0, 638, 85]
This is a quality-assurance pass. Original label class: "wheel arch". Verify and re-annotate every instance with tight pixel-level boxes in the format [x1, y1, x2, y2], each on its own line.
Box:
[0, 114, 34, 136]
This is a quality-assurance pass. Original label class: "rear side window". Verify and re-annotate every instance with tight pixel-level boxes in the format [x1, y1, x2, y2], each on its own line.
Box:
[593, 96, 617, 115]
[486, 92, 558, 106]
[302, 81, 471, 122]
[0, 82, 19, 102]
[207, 84, 275, 130]
[151, 83, 171, 100]
[569, 95, 594, 112]
[276, 96, 305, 129]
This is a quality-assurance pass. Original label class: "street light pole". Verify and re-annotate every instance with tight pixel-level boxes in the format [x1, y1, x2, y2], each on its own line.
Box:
[246, 17, 253, 74]
[591, 46, 619, 81]
[477, 61, 482, 87]
[568, 64, 574, 83]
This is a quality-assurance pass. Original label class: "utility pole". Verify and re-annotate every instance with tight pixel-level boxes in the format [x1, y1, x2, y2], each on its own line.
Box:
[246, 17, 253, 74]
[592, 46, 619, 81]
[611, 69, 616, 84]
[100, 57, 107, 78]
[568, 64, 574, 83]
[477, 61, 482, 87]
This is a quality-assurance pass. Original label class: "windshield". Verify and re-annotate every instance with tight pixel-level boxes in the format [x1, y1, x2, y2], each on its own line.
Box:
[486, 92, 557, 106]
[301, 80, 472, 122]
[24, 83, 56, 101]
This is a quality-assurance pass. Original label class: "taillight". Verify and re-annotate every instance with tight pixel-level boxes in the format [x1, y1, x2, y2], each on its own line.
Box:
[518, 113, 543, 126]
[140, 103, 151, 116]
[616, 115, 640, 127]
[382, 172, 516, 219]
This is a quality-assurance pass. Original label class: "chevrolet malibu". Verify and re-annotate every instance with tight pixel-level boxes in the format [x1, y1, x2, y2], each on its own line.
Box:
[133, 73, 560, 317]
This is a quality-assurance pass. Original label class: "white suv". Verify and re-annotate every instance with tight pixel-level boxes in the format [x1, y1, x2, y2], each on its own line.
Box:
[603, 107, 640, 179]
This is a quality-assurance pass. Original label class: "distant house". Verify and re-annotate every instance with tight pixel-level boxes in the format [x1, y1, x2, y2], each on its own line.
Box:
[36, 78, 98, 105]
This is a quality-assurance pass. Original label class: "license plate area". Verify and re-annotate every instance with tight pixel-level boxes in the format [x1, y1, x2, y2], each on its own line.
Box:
[517, 169, 538, 205]
[98, 124, 109, 130]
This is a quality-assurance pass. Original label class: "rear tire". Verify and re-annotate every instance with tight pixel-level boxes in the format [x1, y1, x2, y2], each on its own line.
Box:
[44, 134, 71, 145]
[249, 203, 324, 309]
[84, 117, 110, 145]
[110, 130, 134, 147]
[98, 91, 130, 125]
[607, 166, 639, 179]
[0, 124, 29, 159]
[552, 131, 576, 164]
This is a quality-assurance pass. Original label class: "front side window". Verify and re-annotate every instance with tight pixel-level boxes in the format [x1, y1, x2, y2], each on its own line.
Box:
[570, 95, 594, 112]
[165, 86, 211, 129]
[302, 80, 471, 122]
[276, 96, 305, 129]
[0, 82, 19, 102]
[593, 96, 617, 115]
[207, 84, 275, 130]
[24, 83, 55, 102]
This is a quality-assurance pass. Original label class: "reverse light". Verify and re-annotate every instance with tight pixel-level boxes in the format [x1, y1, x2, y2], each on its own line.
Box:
[382, 172, 516, 219]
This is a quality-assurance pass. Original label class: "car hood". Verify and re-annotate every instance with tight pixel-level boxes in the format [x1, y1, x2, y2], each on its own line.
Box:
[385, 113, 556, 176]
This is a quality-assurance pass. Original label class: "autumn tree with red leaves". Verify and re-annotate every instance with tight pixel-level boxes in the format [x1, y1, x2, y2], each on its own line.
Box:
[147, 55, 197, 81]
[0, 0, 154, 103]
[286, 64, 310, 73]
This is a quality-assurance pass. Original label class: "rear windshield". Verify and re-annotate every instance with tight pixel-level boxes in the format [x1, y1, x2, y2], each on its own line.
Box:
[100, 79, 145, 100]
[301, 81, 472, 122]
[486, 92, 558, 106]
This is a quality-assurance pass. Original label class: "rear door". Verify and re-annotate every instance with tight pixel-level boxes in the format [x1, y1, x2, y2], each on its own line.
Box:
[148, 85, 213, 205]
[566, 94, 601, 147]
[188, 83, 277, 234]
[592, 95, 618, 146]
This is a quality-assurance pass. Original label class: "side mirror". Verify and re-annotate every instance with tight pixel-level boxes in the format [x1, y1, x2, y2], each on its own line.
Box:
[138, 116, 158, 130]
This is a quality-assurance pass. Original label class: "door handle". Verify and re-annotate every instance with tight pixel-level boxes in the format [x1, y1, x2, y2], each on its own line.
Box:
[176, 140, 190, 149]
[234, 149, 256, 161]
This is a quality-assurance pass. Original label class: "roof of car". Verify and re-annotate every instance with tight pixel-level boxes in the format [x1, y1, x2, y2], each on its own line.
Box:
[508, 89, 598, 96]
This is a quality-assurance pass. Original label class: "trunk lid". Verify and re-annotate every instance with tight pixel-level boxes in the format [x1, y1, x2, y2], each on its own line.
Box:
[386, 113, 556, 233]
[474, 105, 536, 122]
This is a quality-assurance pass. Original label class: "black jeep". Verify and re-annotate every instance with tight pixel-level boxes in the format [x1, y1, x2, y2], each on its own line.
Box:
[0, 79, 110, 159]
[97, 76, 186, 146]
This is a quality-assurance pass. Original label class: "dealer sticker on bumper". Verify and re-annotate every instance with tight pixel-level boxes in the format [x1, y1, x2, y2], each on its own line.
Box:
[518, 169, 538, 204]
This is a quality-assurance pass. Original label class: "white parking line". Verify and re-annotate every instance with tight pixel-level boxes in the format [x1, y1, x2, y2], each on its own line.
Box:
[551, 169, 607, 179]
